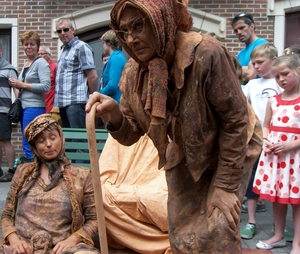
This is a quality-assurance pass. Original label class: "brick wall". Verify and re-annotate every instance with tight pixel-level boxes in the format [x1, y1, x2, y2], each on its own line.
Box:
[188, 0, 274, 54]
[11, 123, 23, 159]
[0, 0, 273, 166]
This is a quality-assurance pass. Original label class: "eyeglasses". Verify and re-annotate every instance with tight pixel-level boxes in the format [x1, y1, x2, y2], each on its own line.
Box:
[115, 15, 145, 43]
[56, 28, 70, 34]
[38, 52, 49, 56]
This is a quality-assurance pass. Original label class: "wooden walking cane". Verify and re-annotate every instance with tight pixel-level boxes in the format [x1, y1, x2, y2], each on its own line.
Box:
[86, 102, 109, 254]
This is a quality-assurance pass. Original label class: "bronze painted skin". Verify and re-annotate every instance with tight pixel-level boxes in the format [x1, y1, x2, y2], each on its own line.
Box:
[109, 30, 262, 254]
[86, 0, 265, 253]
[0, 114, 99, 254]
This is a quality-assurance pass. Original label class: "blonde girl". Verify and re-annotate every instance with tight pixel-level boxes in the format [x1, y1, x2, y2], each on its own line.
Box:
[253, 54, 300, 253]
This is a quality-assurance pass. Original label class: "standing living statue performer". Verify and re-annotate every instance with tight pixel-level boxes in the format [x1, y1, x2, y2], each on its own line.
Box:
[87, 0, 266, 253]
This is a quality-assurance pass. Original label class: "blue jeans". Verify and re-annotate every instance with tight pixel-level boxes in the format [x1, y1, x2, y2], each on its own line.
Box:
[59, 104, 86, 128]
[21, 107, 46, 158]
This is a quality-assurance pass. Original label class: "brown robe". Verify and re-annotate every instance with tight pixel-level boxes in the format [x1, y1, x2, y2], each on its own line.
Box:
[1, 163, 99, 254]
[108, 32, 262, 253]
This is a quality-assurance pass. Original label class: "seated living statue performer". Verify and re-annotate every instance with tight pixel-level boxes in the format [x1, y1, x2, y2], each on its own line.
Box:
[99, 134, 171, 253]
[86, 0, 269, 253]
[0, 114, 99, 254]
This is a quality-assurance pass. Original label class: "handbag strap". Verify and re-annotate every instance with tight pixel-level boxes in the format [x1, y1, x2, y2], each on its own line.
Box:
[18, 89, 22, 98]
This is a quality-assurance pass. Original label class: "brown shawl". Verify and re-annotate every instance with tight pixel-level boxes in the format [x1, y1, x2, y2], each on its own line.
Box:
[110, 0, 193, 168]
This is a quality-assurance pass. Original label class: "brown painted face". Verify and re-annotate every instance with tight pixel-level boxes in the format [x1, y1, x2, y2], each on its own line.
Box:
[117, 7, 158, 62]
[34, 129, 62, 161]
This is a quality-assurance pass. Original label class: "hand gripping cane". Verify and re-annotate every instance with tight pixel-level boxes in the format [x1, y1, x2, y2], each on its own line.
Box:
[86, 102, 109, 254]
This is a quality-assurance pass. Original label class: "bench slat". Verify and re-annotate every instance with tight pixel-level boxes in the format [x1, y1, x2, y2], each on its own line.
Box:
[62, 128, 108, 169]
[64, 142, 105, 149]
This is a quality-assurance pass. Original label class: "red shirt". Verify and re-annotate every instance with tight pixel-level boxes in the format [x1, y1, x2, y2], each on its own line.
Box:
[44, 60, 57, 113]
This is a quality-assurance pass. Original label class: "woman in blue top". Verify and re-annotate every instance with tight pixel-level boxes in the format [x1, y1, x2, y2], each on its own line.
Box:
[9, 31, 50, 159]
[99, 30, 126, 104]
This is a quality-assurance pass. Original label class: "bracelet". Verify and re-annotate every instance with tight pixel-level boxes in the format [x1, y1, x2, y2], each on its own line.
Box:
[263, 137, 269, 142]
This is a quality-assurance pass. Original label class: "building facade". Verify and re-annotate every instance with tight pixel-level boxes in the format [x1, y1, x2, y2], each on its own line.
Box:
[0, 0, 299, 162]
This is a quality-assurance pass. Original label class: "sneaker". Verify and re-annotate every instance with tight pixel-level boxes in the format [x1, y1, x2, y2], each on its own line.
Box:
[241, 202, 266, 213]
[0, 171, 14, 182]
[241, 223, 256, 239]
[0, 168, 3, 177]
[284, 229, 294, 242]
[272, 225, 294, 242]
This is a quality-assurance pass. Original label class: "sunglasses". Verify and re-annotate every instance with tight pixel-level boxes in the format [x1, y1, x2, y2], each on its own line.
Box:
[56, 28, 70, 34]
[235, 12, 254, 23]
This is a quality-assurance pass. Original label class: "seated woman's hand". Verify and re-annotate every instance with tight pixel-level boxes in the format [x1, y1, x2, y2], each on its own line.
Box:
[8, 233, 32, 254]
[51, 235, 80, 254]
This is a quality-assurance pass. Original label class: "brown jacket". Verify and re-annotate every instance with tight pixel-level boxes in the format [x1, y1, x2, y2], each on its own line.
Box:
[1, 163, 97, 246]
[109, 32, 258, 192]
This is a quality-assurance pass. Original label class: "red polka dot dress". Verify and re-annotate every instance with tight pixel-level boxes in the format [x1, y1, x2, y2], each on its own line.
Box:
[253, 94, 300, 204]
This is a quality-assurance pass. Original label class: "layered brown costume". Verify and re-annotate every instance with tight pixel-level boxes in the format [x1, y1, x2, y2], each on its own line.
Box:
[0, 115, 99, 254]
[108, 0, 263, 253]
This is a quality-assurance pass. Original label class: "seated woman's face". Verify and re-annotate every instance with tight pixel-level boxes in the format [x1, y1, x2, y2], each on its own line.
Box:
[34, 129, 62, 161]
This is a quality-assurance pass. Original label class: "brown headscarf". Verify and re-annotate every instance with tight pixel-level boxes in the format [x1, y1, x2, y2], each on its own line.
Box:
[110, 0, 192, 168]
[22, 114, 70, 192]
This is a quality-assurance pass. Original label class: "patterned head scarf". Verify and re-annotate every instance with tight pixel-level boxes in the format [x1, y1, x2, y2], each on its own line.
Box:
[110, 0, 192, 62]
[110, 0, 192, 168]
[23, 114, 70, 191]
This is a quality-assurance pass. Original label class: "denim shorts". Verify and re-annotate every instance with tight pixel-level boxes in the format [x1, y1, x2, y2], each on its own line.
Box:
[0, 113, 12, 140]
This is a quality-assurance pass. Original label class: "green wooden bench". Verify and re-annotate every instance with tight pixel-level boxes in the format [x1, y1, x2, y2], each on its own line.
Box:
[62, 128, 108, 169]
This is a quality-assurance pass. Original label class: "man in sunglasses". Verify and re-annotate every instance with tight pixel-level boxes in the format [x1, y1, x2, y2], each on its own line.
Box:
[55, 18, 98, 129]
[231, 13, 268, 84]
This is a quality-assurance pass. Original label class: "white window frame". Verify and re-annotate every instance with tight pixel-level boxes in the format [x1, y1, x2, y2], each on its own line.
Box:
[0, 18, 19, 69]
[268, 0, 300, 55]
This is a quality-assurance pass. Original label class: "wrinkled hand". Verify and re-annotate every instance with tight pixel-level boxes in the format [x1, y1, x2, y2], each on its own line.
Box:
[8, 233, 32, 254]
[9, 77, 21, 89]
[51, 235, 80, 254]
[85, 92, 121, 124]
[271, 141, 294, 154]
[207, 187, 241, 230]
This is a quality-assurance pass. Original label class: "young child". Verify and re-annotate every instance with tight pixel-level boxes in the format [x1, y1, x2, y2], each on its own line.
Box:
[253, 54, 300, 253]
[240, 43, 282, 240]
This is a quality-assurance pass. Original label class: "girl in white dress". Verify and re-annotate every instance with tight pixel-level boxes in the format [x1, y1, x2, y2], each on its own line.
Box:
[253, 54, 300, 253]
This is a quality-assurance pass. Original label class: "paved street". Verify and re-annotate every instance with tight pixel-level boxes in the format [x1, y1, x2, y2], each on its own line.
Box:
[0, 168, 293, 253]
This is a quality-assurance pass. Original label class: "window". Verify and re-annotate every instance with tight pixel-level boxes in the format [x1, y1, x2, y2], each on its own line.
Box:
[0, 29, 11, 62]
[285, 11, 300, 48]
